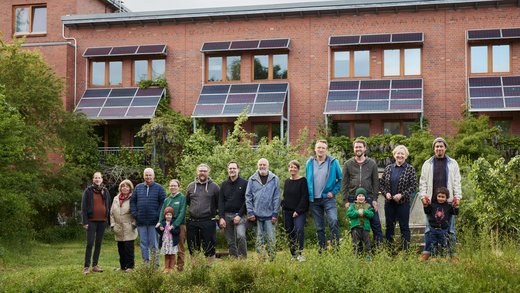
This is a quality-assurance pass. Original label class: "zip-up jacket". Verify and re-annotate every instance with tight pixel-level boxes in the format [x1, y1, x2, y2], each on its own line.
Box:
[186, 178, 219, 220]
[419, 155, 462, 202]
[130, 182, 166, 226]
[81, 185, 111, 225]
[219, 176, 248, 218]
[159, 192, 187, 227]
[245, 171, 281, 219]
[305, 155, 343, 202]
[342, 157, 379, 204]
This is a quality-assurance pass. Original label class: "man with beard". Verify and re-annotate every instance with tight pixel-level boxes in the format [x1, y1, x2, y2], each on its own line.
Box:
[131, 168, 166, 266]
[342, 139, 383, 246]
[246, 158, 280, 260]
[186, 163, 220, 262]
[219, 161, 249, 258]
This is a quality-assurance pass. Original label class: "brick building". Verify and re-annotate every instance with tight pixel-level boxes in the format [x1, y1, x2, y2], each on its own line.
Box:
[2, 0, 519, 149]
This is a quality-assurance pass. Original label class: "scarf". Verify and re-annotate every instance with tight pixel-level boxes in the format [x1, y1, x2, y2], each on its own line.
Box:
[92, 183, 104, 194]
[118, 192, 130, 207]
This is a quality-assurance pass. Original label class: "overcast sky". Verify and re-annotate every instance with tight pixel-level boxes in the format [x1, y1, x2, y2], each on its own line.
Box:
[122, 0, 325, 12]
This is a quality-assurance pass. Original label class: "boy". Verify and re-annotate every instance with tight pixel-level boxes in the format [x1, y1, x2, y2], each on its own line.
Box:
[347, 188, 374, 254]
[420, 187, 459, 261]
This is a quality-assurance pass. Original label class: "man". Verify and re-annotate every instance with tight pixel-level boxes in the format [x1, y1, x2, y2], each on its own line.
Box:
[186, 163, 220, 261]
[219, 160, 249, 258]
[245, 158, 280, 260]
[342, 139, 383, 245]
[419, 137, 462, 258]
[130, 168, 166, 266]
[305, 140, 342, 251]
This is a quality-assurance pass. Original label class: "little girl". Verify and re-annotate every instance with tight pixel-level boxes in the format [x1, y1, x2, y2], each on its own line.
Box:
[157, 207, 180, 273]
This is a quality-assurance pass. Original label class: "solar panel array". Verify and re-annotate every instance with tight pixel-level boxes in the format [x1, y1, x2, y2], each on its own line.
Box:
[75, 87, 165, 119]
[83, 44, 167, 57]
[467, 28, 520, 40]
[329, 33, 423, 46]
[192, 83, 288, 117]
[324, 79, 423, 114]
[468, 76, 520, 111]
[201, 39, 290, 52]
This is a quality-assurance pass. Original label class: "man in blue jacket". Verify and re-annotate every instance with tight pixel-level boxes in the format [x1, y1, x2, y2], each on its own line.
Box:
[246, 158, 280, 260]
[131, 168, 166, 266]
[305, 140, 342, 251]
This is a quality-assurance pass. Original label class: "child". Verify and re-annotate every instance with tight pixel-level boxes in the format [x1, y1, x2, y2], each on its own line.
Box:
[156, 207, 180, 273]
[420, 187, 459, 261]
[347, 188, 375, 254]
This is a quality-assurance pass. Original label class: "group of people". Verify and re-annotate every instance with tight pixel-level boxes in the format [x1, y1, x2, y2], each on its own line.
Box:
[81, 136, 462, 274]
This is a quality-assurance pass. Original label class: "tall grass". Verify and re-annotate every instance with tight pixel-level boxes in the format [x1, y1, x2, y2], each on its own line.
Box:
[1, 234, 519, 292]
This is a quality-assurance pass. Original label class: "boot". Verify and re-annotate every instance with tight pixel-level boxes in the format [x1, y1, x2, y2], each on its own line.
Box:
[170, 255, 177, 271]
[420, 253, 430, 261]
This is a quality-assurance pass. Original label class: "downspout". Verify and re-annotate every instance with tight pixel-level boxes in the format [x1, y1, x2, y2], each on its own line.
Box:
[62, 22, 78, 108]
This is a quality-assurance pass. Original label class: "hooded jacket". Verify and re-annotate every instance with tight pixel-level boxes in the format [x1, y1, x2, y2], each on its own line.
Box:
[245, 171, 281, 219]
[186, 178, 220, 220]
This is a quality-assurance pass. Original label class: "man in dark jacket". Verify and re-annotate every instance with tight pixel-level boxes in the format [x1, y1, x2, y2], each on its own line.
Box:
[186, 163, 220, 262]
[342, 139, 383, 245]
[130, 168, 166, 266]
[218, 160, 248, 258]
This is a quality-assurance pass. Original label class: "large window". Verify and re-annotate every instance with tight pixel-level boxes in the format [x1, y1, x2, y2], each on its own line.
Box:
[207, 56, 241, 82]
[253, 123, 281, 145]
[134, 59, 165, 84]
[205, 123, 233, 143]
[470, 45, 510, 74]
[493, 120, 511, 134]
[333, 50, 370, 78]
[90, 61, 122, 86]
[383, 121, 414, 137]
[333, 121, 370, 138]
[14, 5, 46, 34]
[253, 54, 288, 80]
[383, 48, 421, 76]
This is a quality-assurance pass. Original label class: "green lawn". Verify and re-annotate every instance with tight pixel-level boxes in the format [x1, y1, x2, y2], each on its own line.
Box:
[1, 235, 519, 292]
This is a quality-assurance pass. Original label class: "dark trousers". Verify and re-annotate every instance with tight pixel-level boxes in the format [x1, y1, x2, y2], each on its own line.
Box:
[384, 201, 411, 250]
[187, 219, 216, 257]
[351, 227, 371, 254]
[424, 228, 450, 257]
[282, 209, 306, 257]
[367, 200, 383, 246]
[84, 221, 106, 267]
[117, 240, 135, 270]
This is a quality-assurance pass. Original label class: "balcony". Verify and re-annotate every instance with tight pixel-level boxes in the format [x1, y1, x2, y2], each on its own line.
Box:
[98, 147, 150, 166]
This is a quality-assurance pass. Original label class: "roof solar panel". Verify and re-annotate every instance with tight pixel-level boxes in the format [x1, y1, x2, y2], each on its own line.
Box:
[467, 29, 501, 40]
[104, 98, 132, 107]
[131, 97, 161, 106]
[502, 28, 520, 38]
[77, 98, 106, 108]
[259, 39, 289, 49]
[330, 33, 423, 46]
[77, 107, 102, 118]
[468, 76, 520, 111]
[360, 34, 391, 44]
[83, 47, 112, 57]
[392, 33, 423, 43]
[192, 83, 288, 117]
[110, 88, 138, 97]
[84, 45, 166, 58]
[137, 44, 167, 54]
[201, 42, 231, 52]
[126, 107, 157, 117]
[110, 46, 138, 55]
[99, 107, 128, 118]
[230, 40, 260, 50]
[329, 35, 360, 46]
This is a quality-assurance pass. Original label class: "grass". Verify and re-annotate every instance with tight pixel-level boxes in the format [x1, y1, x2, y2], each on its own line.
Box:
[1, 234, 519, 292]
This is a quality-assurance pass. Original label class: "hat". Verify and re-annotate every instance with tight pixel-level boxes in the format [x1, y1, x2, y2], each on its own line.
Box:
[355, 187, 367, 196]
[432, 137, 448, 150]
[164, 207, 174, 216]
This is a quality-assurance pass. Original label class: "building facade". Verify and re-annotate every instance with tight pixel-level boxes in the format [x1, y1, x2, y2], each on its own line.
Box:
[2, 0, 519, 148]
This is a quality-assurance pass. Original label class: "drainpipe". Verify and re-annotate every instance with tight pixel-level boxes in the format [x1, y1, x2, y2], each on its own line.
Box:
[62, 22, 78, 108]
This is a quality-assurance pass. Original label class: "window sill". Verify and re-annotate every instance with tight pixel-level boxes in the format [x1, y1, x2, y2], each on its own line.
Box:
[13, 32, 47, 38]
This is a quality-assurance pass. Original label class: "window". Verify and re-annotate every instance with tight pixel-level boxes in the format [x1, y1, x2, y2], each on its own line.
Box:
[207, 56, 241, 82]
[253, 54, 288, 80]
[133, 59, 165, 84]
[332, 122, 370, 138]
[14, 5, 46, 34]
[253, 123, 281, 144]
[95, 125, 121, 148]
[470, 45, 510, 74]
[90, 61, 122, 86]
[206, 123, 233, 143]
[131, 125, 145, 147]
[383, 48, 421, 76]
[383, 121, 414, 136]
[493, 120, 511, 134]
[333, 50, 370, 78]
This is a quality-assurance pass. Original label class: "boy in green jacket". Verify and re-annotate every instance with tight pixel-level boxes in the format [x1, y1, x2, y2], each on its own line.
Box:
[347, 188, 374, 254]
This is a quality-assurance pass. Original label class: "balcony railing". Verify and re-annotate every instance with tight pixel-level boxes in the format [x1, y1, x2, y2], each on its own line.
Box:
[98, 147, 150, 165]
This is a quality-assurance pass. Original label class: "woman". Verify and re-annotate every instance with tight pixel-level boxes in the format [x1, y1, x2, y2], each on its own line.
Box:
[157, 179, 186, 272]
[379, 145, 417, 250]
[110, 179, 137, 272]
[282, 160, 309, 261]
[81, 172, 111, 274]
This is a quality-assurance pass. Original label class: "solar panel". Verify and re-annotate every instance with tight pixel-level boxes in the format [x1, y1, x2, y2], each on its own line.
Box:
[468, 77, 501, 87]
[502, 28, 520, 38]
[75, 87, 164, 119]
[505, 97, 520, 107]
[360, 34, 391, 44]
[83, 45, 167, 58]
[469, 87, 503, 97]
[201, 39, 290, 52]
[392, 33, 423, 43]
[325, 78, 422, 114]
[110, 46, 138, 55]
[192, 82, 288, 117]
[468, 76, 520, 111]
[467, 29, 501, 40]
[83, 47, 112, 57]
[329, 35, 360, 46]
[330, 33, 423, 46]
[502, 76, 520, 86]
[136, 45, 167, 54]
[504, 87, 520, 97]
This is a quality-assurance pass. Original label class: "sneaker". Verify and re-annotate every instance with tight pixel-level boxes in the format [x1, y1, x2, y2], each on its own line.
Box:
[125, 268, 133, 273]
[92, 265, 104, 272]
[419, 253, 430, 261]
[83, 267, 90, 274]
[296, 255, 306, 262]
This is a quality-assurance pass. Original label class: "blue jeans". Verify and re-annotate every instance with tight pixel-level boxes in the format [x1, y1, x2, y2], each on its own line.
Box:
[282, 210, 306, 257]
[384, 201, 411, 250]
[424, 228, 450, 257]
[310, 198, 339, 250]
[256, 219, 276, 260]
[425, 215, 456, 256]
[137, 225, 159, 266]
